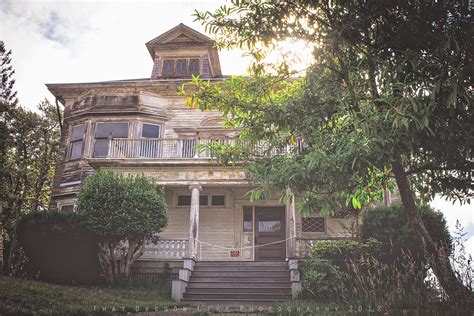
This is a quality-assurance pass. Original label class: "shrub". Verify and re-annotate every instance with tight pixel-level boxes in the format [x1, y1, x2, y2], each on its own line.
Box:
[360, 204, 452, 265]
[301, 257, 346, 300]
[310, 238, 381, 267]
[17, 211, 101, 285]
[76, 170, 168, 285]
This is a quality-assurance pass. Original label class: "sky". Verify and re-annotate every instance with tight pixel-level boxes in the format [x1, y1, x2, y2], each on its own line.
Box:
[0, 0, 472, 257]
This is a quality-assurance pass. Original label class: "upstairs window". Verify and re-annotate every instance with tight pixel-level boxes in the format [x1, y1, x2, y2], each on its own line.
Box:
[93, 122, 128, 157]
[68, 124, 84, 160]
[162, 58, 200, 78]
[140, 123, 161, 158]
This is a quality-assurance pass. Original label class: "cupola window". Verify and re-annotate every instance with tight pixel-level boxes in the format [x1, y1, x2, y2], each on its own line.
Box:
[162, 58, 200, 78]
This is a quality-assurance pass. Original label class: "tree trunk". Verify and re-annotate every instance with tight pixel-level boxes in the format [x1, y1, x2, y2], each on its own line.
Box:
[98, 239, 145, 285]
[98, 240, 115, 285]
[392, 159, 473, 303]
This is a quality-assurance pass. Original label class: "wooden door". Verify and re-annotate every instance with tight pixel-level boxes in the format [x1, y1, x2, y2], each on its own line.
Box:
[255, 207, 286, 261]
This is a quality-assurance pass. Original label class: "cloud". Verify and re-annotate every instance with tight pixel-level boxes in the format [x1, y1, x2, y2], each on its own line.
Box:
[0, 0, 251, 109]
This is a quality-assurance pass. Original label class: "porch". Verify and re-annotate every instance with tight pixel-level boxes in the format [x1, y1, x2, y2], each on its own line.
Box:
[140, 185, 298, 262]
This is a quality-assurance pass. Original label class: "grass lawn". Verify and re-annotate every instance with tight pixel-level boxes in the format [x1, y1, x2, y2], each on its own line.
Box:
[0, 276, 186, 315]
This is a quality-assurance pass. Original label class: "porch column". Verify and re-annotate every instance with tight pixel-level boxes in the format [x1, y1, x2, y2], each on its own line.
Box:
[188, 184, 202, 259]
[286, 188, 297, 258]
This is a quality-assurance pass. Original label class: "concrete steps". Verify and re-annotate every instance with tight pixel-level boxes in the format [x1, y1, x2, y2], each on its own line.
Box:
[183, 261, 292, 305]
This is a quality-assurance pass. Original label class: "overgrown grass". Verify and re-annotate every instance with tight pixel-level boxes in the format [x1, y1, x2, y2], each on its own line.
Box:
[0, 276, 185, 315]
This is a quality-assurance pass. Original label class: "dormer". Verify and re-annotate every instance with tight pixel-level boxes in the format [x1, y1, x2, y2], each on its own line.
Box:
[146, 23, 222, 79]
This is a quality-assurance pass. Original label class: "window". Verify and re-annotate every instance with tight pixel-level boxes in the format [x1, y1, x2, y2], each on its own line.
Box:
[177, 195, 208, 206]
[175, 59, 187, 76]
[211, 195, 226, 206]
[68, 124, 84, 160]
[162, 60, 175, 77]
[177, 195, 191, 206]
[243, 206, 253, 232]
[60, 204, 75, 212]
[141, 123, 160, 138]
[140, 123, 161, 158]
[93, 122, 128, 157]
[161, 58, 200, 78]
[199, 195, 208, 206]
[302, 217, 325, 232]
[188, 59, 200, 76]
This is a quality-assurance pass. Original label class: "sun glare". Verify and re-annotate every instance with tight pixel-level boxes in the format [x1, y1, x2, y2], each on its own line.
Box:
[262, 39, 315, 75]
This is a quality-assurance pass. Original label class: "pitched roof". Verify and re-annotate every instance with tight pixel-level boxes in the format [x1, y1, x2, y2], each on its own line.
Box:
[145, 23, 213, 59]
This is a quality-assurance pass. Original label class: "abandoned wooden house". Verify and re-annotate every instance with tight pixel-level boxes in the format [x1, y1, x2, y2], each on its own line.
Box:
[46, 24, 397, 304]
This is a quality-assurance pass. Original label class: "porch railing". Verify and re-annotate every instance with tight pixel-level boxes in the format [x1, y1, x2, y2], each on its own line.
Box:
[140, 238, 189, 259]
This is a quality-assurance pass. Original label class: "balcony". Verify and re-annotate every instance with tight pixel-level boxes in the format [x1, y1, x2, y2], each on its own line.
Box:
[106, 137, 237, 159]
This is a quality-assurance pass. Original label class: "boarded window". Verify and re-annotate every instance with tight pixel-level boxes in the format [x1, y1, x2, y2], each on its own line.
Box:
[302, 217, 325, 232]
[93, 122, 128, 157]
[68, 124, 84, 160]
[211, 195, 225, 206]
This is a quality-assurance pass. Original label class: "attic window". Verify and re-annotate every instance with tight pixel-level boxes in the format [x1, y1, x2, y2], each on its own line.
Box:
[162, 58, 200, 77]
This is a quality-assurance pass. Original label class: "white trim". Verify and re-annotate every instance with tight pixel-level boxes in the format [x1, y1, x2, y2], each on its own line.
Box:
[59, 180, 81, 187]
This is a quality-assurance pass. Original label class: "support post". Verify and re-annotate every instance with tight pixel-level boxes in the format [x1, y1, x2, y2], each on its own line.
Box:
[188, 184, 201, 259]
[286, 188, 297, 258]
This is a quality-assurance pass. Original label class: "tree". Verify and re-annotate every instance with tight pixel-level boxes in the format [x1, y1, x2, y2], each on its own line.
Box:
[183, 0, 473, 302]
[0, 40, 18, 272]
[0, 41, 60, 274]
[76, 170, 168, 284]
[1, 100, 60, 275]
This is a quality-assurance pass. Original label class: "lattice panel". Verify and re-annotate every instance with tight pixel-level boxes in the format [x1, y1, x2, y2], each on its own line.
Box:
[302, 217, 325, 232]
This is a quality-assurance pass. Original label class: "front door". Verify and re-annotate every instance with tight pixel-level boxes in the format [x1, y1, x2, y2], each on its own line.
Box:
[255, 207, 286, 261]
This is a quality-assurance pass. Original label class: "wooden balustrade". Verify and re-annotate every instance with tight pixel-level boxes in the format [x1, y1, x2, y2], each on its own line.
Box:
[106, 137, 305, 160]
[107, 137, 237, 159]
[140, 238, 189, 259]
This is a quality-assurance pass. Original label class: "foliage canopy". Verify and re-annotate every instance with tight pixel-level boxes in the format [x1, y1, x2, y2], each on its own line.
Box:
[76, 170, 168, 241]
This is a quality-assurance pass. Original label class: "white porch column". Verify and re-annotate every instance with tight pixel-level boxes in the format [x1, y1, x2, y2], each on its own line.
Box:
[188, 184, 202, 259]
[286, 187, 297, 258]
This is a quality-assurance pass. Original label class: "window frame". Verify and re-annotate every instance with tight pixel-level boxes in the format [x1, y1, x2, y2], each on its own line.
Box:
[161, 57, 200, 78]
[58, 203, 75, 212]
[93, 122, 129, 158]
[301, 216, 326, 233]
[175, 193, 226, 208]
[67, 124, 85, 161]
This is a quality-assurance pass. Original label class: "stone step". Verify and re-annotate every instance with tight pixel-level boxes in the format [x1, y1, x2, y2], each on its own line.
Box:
[185, 287, 291, 294]
[194, 265, 289, 272]
[191, 271, 290, 277]
[183, 292, 291, 300]
[183, 298, 287, 304]
[195, 261, 287, 266]
[187, 281, 291, 288]
[190, 276, 289, 282]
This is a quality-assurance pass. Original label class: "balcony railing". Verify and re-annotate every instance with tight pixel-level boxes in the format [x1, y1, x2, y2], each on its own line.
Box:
[107, 137, 237, 159]
[105, 137, 305, 160]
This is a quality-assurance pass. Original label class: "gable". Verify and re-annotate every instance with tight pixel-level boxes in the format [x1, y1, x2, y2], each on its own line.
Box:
[146, 23, 212, 51]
